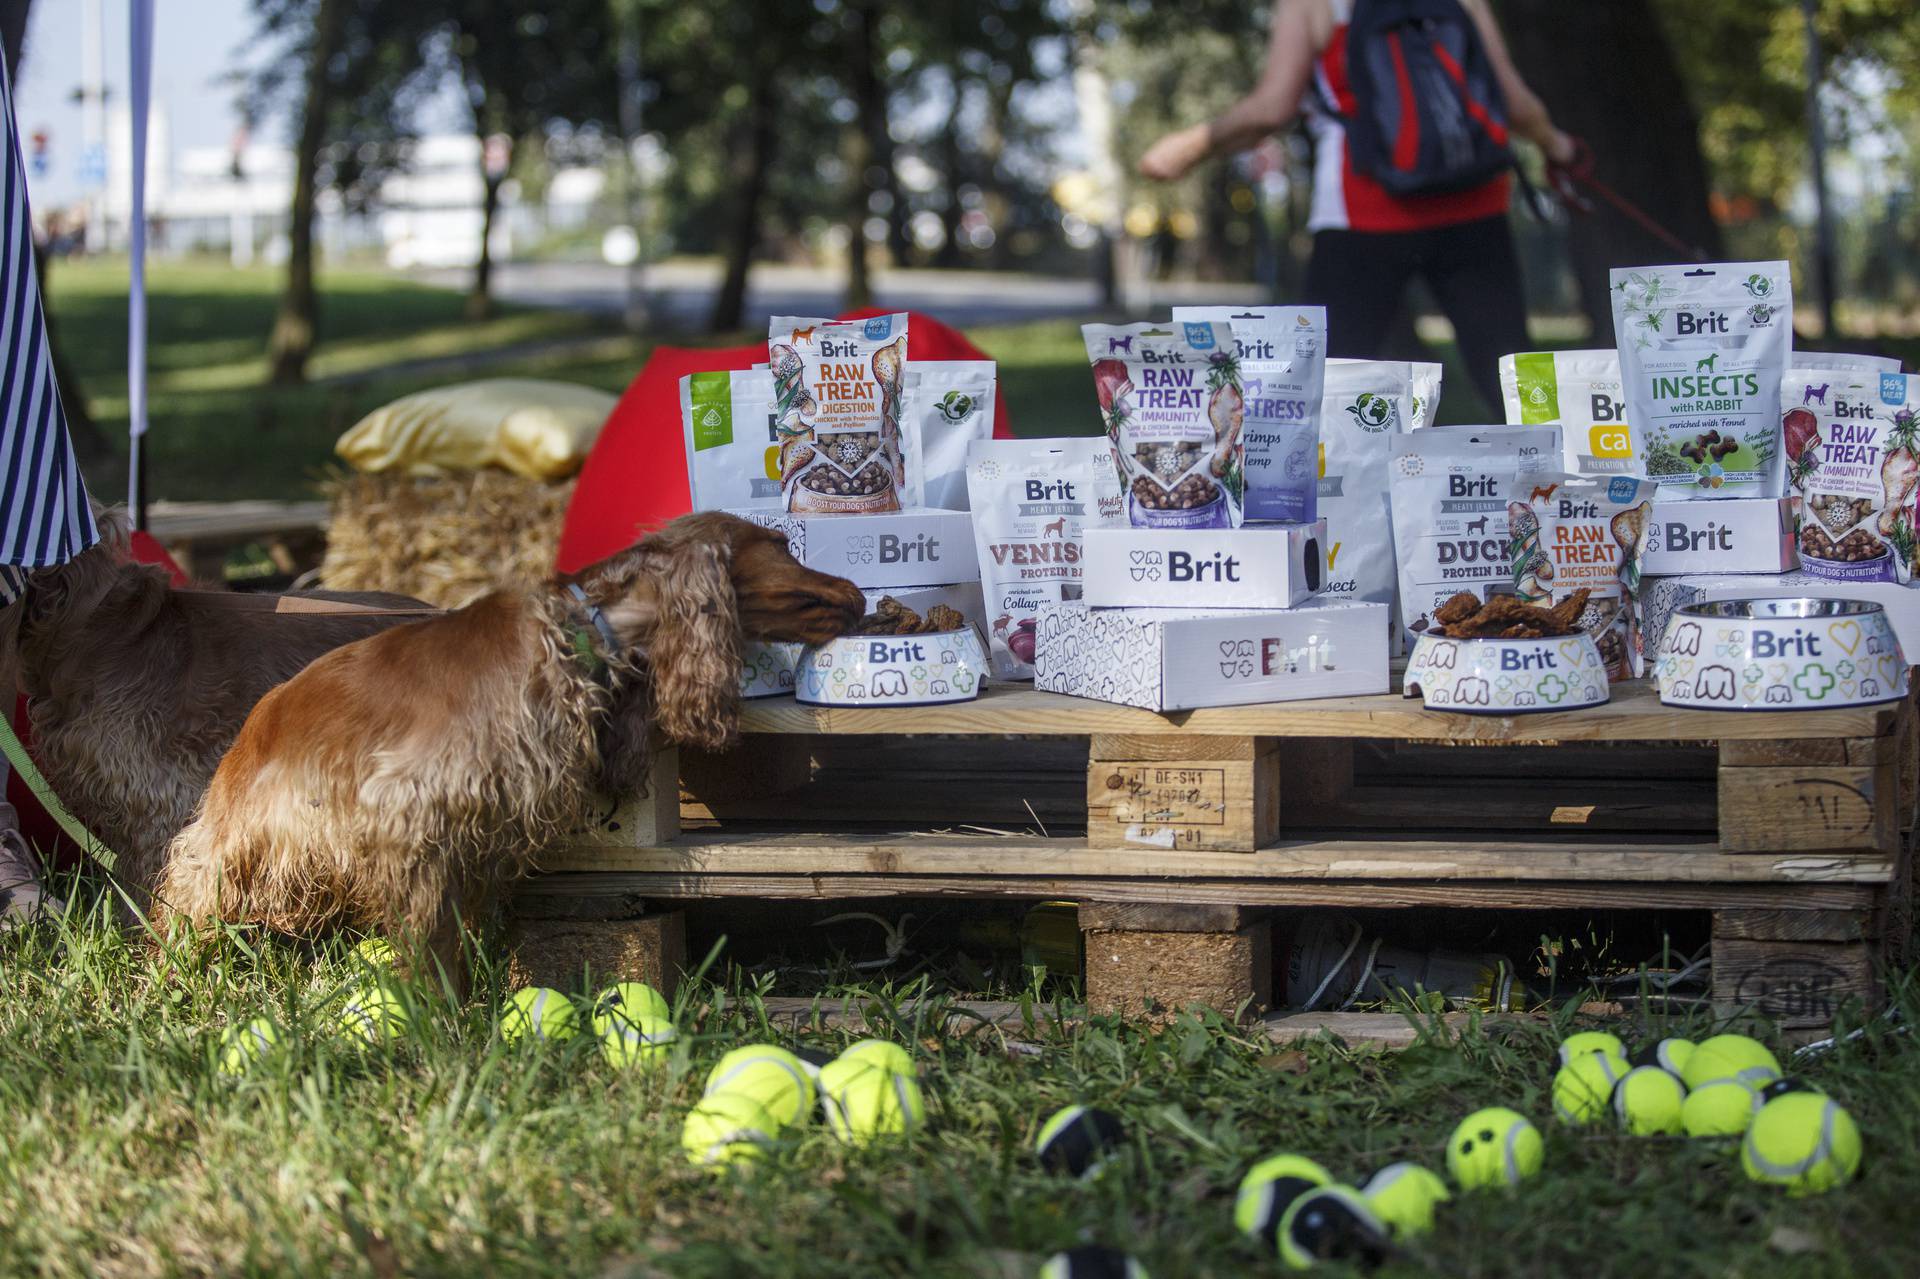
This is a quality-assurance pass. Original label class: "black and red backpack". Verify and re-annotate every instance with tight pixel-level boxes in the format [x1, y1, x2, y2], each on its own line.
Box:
[1340, 0, 1514, 196]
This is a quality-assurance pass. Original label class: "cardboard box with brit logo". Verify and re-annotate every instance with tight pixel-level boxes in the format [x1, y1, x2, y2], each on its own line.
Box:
[1642, 497, 1797, 576]
[1081, 521, 1327, 609]
[730, 507, 977, 589]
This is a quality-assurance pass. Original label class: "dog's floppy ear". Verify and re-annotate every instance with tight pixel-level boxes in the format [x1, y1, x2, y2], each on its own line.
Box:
[638, 536, 742, 753]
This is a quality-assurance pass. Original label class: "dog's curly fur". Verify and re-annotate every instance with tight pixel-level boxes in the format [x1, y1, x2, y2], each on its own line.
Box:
[154, 513, 863, 979]
[1, 510, 430, 906]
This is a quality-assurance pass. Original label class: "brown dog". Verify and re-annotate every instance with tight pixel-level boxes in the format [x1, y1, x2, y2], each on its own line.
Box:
[156, 513, 862, 980]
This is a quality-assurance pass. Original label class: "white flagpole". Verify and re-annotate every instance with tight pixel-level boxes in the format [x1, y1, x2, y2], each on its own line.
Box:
[126, 0, 154, 526]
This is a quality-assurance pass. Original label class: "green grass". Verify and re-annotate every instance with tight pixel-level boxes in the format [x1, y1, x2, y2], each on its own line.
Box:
[4, 892, 1917, 1277]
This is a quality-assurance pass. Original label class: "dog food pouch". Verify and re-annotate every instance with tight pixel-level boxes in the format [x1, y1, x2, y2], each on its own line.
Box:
[965, 437, 1122, 679]
[1507, 474, 1657, 679]
[1499, 349, 1635, 476]
[1410, 362, 1444, 429]
[1390, 426, 1558, 647]
[1792, 352, 1903, 375]
[1319, 360, 1411, 647]
[681, 366, 781, 510]
[1171, 306, 1326, 523]
[903, 361, 996, 510]
[1611, 261, 1792, 500]
[1782, 368, 1920, 583]
[1083, 321, 1245, 528]
[769, 313, 909, 514]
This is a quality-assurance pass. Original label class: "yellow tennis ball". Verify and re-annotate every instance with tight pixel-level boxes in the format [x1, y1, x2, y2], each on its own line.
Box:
[1681, 1079, 1758, 1139]
[597, 1011, 675, 1068]
[1039, 1246, 1151, 1278]
[1612, 1065, 1686, 1136]
[1035, 1105, 1126, 1179]
[1234, 1155, 1333, 1246]
[1632, 1037, 1695, 1080]
[1447, 1108, 1543, 1189]
[682, 1092, 777, 1167]
[594, 981, 670, 1027]
[818, 1057, 924, 1146]
[1551, 1051, 1631, 1125]
[351, 936, 394, 969]
[1277, 1185, 1391, 1272]
[1360, 1162, 1451, 1238]
[1742, 1093, 1861, 1196]
[501, 986, 579, 1044]
[219, 1016, 280, 1074]
[1681, 1034, 1780, 1091]
[839, 1038, 914, 1076]
[1557, 1030, 1626, 1067]
[337, 981, 410, 1045]
[705, 1044, 815, 1128]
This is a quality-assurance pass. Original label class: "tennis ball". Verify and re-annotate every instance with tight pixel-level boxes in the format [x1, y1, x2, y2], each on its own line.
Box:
[1447, 1108, 1543, 1189]
[1234, 1154, 1334, 1245]
[1631, 1037, 1695, 1080]
[1741, 1092, 1862, 1196]
[594, 981, 670, 1026]
[1277, 1186, 1391, 1272]
[351, 936, 394, 969]
[1038, 1245, 1150, 1279]
[1681, 1034, 1781, 1091]
[705, 1044, 814, 1128]
[597, 1011, 675, 1069]
[337, 981, 410, 1045]
[1551, 1051, 1631, 1125]
[1681, 1079, 1759, 1139]
[1035, 1105, 1126, 1179]
[1557, 1030, 1626, 1067]
[681, 1092, 776, 1167]
[1360, 1162, 1451, 1238]
[1756, 1077, 1820, 1105]
[219, 1016, 280, 1074]
[1611, 1065, 1686, 1136]
[501, 986, 579, 1044]
[818, 1057, 925, 1145]
[839, 1038, 914, 1076]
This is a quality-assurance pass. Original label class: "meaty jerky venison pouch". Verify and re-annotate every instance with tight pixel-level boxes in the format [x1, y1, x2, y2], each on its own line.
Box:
[903, 360, 996, 510]
[1499, 350, 1635, 476]
[1083, 321, 1245, 528]
[1390, 426, 1558, 647]
[1611, 261, 1791, 500]
[1171, 306, 1326, 523]
[1507, 474, 1657, 679]
[770, 313, 909, 514]
[965, 438, 1121, 679]
[682, 366, 780, 510]
[1782, 368, 1920, 583]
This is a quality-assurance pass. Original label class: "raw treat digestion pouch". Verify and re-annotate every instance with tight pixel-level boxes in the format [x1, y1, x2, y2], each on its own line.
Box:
[1782, 368, 1920, 583]
[1083, 321, 1246, 528]
[1171, 305, 1327, 523]
[682, 366, 780, 510]
[1499, 349, 1634, 476]
[1611, 261, 1791, 500]
[1389, 426, 1558, 646]
[1507, 473, 1657, 679]
[770, 313, 909, 514]
[902, 360, 996, 510]
[965, 437, 1122, 679]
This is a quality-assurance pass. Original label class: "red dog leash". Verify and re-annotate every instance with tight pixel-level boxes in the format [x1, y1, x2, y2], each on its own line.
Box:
[1547, 137, 1710, 263]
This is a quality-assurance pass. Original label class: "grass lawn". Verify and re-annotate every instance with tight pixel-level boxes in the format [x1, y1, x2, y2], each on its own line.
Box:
[1, 895, 1915, 1277]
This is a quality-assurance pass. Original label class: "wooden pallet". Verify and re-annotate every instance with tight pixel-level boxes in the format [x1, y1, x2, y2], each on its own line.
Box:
[517, 681, 1917, 1039]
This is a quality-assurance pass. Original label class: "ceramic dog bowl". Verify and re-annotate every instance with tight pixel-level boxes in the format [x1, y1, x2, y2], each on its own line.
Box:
[739, 641, 803, 699]
[1654, 597, 1908, 710]
[796, 626, 989, 707]
[1403, 631, 1610, 714]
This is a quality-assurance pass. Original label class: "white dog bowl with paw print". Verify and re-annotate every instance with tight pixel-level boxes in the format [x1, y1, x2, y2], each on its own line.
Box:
[1654, 597, 1908, 710]
[796, 627, 990, 707]
[1403, 631, 1610, 715]
[739, 642, 804, 699]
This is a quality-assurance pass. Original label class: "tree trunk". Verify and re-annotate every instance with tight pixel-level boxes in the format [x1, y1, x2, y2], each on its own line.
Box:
[467, 167, 502, 321]
[842, 0, 882, 309]
[710, 71, 777, 334]
[1498, 0, 1724, 337]
[267, 0, 350, 386]
[932, 69, 966, 269]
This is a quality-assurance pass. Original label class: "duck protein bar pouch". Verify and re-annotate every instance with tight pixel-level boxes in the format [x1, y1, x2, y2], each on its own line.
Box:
[769, 313, 909, 514]
[1783, 368, 1920, 583]
[1508, 473, 1657, 679]
[682, 366, 780, 510]
[902, 361, 996, 510]
[965, 437, 1121, 679]
[1319, 360, 1410, 647]
[1499, 349, 1634, 476]
[1390, 426, 1558, 646]
[1083, 321, 1245, 528]
[1611, 261, 1792, 500]
[1171, 306, 1326, 523]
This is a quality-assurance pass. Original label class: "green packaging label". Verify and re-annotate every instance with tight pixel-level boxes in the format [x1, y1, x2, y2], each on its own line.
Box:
[1513, 352, 1560, 425]
[689, 371, 733, 452]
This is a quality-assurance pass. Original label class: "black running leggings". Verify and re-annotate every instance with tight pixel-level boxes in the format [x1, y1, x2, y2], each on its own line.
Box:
[1303, 213, 1529, 414]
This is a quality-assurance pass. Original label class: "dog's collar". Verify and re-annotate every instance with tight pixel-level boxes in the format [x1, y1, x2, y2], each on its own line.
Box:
[565, 584, 624, 675]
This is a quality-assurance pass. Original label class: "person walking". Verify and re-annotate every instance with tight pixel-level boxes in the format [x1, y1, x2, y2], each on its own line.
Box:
[1138, 0, 1576, 409]
[2, 40, 100, 928]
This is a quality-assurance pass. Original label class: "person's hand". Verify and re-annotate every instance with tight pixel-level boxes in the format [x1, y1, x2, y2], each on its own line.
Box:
[1138, 124, 1211, 182]
[1541, 128, 1578, 168]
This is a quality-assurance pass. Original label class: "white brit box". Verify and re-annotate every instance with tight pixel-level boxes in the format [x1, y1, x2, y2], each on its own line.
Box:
[1033, 599, 1388, 711]
[730, 507, 977, 589]
[1081, 521, 1327, 610]
[1642, 497, 1797, 576]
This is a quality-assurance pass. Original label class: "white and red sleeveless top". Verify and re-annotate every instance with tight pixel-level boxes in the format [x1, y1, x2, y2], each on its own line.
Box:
[1304, 0, 1512, 233]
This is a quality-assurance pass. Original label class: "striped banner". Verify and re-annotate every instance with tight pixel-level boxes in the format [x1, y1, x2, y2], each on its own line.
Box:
[0, 44, 98, 606]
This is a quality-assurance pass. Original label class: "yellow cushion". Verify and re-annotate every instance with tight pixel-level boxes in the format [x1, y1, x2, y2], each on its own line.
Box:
[335, 378, 617, 481]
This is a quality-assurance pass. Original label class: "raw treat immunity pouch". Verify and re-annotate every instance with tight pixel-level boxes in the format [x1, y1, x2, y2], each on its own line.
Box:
[1390, 426, 1558, 646]
[1782, 368, 1920, 583]
[682, 366, 780, 510]
[903, 361, 996, 510]
[965, 438, 1121, 679]
[1083, 321, 1245, 528]
[770, 313, 909, 514]
[1171, 305, 1326, 522]
[1499, 350, 1634, 476]
[1508, 474, 1657, 679]
[1611, 261, 1792, 499]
